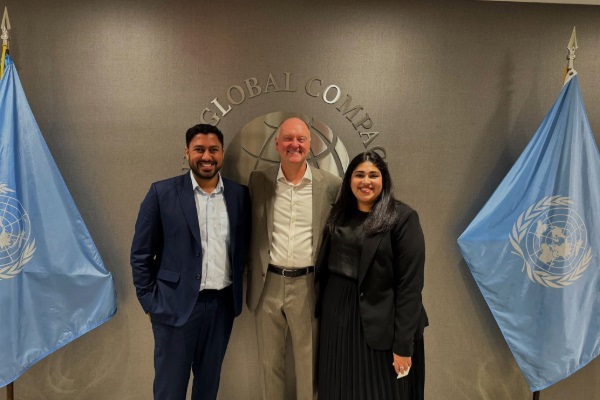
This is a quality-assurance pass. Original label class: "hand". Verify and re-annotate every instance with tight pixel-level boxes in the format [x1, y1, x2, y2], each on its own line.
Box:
[392, 353, 411, 375]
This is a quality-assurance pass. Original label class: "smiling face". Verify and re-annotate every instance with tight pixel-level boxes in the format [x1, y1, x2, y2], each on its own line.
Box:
[350, 161, 383, 212]
[274, 118, 311, 167]
[185, 133, 224, 185]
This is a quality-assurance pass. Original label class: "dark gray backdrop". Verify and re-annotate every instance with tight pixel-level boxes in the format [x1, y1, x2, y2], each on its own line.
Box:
[1, 0, 599, 399]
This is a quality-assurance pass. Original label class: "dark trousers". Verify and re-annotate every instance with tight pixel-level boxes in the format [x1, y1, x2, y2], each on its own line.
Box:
[151, 286, 234, 400]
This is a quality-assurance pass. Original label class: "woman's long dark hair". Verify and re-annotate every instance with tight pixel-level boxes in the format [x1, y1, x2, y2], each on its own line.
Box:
[326, 150, 398, 235]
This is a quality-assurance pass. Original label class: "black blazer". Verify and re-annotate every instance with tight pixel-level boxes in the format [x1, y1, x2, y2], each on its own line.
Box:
[316, 202, 428, 356]
[131, 173, 250, 327]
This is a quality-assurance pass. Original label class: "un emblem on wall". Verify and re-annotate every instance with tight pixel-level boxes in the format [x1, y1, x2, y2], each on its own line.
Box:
[0, 183, 36, 280]
[221, 112, 349, 185]
[509, 196, 591, 288]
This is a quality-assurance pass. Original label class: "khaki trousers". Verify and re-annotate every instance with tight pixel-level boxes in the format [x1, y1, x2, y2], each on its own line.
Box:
[254, 271, 318, 400]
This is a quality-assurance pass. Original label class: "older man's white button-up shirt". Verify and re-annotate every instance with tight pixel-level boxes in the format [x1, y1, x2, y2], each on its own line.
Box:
[269, 163, 313, 268]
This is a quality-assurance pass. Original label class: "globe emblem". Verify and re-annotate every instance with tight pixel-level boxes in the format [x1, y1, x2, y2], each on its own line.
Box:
[525, 207, 587, 276]
[221, 112, 349, 185]
[0, 191, 34, 279]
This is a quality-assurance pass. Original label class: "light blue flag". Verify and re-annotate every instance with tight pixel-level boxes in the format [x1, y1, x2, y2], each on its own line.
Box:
[458, 74, 600, 392]
[0, 55, 117, 387]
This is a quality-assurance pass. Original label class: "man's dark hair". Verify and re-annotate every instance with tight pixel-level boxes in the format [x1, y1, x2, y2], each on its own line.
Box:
[185, 124, 224, 147]
[326, 150, 398, 235]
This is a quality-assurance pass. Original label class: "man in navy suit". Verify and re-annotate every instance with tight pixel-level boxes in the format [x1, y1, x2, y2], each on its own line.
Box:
[131, 124, 250, 400]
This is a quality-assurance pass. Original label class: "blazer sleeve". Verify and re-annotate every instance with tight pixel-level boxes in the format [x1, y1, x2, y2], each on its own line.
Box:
[391, 207, 426, 356]
[314, 228, 332, 318]
[130, 183, 163, 313]
[242, 184, 252, 268]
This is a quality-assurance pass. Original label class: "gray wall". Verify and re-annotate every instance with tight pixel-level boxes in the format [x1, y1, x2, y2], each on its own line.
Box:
[1, 0, 599, 399]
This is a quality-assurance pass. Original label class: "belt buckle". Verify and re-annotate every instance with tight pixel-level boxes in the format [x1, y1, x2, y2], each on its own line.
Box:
[281, 268, 293, 278]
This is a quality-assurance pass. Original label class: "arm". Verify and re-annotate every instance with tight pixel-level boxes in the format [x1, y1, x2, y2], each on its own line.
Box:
[242, 184, 252, 271]
[391, 208, 426, 358]
[314, 228, 331, 318]
[245, 171, 259, 275]
[130, 184, 163, 313]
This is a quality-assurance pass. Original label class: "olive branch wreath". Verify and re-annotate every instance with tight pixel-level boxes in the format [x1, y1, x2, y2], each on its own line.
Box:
[0, 240, 36, 280]
[0, 183, 15, 194]
[509, 195, 591, 288]
[0, 182, 36, 280]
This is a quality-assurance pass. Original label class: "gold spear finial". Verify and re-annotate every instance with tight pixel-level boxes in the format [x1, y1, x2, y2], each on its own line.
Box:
[0, 7, 10, 78]
[1, 7, 10, 50]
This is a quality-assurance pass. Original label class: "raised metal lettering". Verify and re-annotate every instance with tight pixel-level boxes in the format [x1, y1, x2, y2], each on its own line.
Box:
[245, 77, 262, 98]
[227, 85, 245, 105]
[264, 73, 282, 93]
[352, 114, 373, 130]
[370, 146, 387, 159]
[336, 95, 362, 120]
[305, 77, 322, 97]
[201, 107, 220, 125]
[323, 84, 341, 104]
[283, 72, 295, 92]
[359, 131, 379, 147]
[210, 97, 232, 116]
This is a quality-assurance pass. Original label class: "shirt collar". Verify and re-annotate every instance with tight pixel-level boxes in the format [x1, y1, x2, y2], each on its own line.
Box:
[277, 162, 313, 185]
[190, 170, 224, 196]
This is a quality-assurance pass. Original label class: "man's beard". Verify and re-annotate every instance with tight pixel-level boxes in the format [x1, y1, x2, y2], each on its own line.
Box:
[190, 161, 221, 181]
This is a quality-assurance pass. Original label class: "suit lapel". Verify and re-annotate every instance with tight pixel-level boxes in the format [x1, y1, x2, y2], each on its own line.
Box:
[222, 178, 236, 255]
[311, 167, 327, 260]
[178, 173, 201, 247]
[358, 232, 384, 285]
[265, 166, 278, 243]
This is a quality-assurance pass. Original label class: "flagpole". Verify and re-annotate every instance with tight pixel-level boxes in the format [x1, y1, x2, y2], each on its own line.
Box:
[2, 9, 13, 400]
[7, 382, 14, 400]
[0, 7, 10, 78]
[531, 29, 579, 400]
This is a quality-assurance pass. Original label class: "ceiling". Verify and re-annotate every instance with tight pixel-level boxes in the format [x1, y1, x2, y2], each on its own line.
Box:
[480, 0, 600, 4]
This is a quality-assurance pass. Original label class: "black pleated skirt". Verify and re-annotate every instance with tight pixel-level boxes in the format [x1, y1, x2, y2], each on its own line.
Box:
[318, 274, 425, 400]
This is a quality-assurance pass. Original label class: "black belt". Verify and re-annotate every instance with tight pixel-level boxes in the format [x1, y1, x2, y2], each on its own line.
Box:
[268, 264, 314, 278]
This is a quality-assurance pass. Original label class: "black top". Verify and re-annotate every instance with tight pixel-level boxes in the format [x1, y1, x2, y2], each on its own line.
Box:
[327, 211, 369, 280]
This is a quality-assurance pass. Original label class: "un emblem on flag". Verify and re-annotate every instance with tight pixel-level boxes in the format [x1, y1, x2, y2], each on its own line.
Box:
[0, 183, 36, 280]
[509, 196, 591, 288]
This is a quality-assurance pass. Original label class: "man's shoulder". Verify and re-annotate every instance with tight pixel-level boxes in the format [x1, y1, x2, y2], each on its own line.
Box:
[250, 165, 278, 177]
[311, 166, 342, 186]
[151, 174, 187, 191]
[249, 165, 278, 183]
[222, 176, 244, 187]
[222, 176, 248, 193]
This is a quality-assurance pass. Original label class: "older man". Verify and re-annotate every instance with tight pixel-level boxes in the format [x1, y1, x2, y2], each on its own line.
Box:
[247, 117, 342, 400]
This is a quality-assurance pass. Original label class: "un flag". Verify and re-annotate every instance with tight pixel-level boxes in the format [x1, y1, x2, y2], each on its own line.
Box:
[458, 74, 600, 391]
[0, 55, 117, 387]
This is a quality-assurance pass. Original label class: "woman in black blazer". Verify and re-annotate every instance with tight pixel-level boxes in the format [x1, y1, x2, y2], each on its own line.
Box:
[316, 150, 428, 400]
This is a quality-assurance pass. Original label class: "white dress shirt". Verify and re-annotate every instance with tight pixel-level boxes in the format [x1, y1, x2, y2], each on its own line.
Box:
[190, 171, 231, 290]
[269, 163, 313, 268]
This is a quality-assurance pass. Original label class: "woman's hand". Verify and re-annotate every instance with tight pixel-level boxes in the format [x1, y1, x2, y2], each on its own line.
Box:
[393, 353, 411, 375]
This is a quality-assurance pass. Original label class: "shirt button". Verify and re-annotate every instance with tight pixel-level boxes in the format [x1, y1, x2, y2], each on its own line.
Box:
[195, 252, 201, 257]
[196, 274, 201, 280]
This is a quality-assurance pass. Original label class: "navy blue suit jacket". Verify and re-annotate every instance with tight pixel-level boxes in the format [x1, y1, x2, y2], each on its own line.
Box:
[131, 173, 250, 327]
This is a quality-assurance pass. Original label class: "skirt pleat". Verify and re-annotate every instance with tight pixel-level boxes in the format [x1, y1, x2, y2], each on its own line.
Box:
[318, 274, 425, 400]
